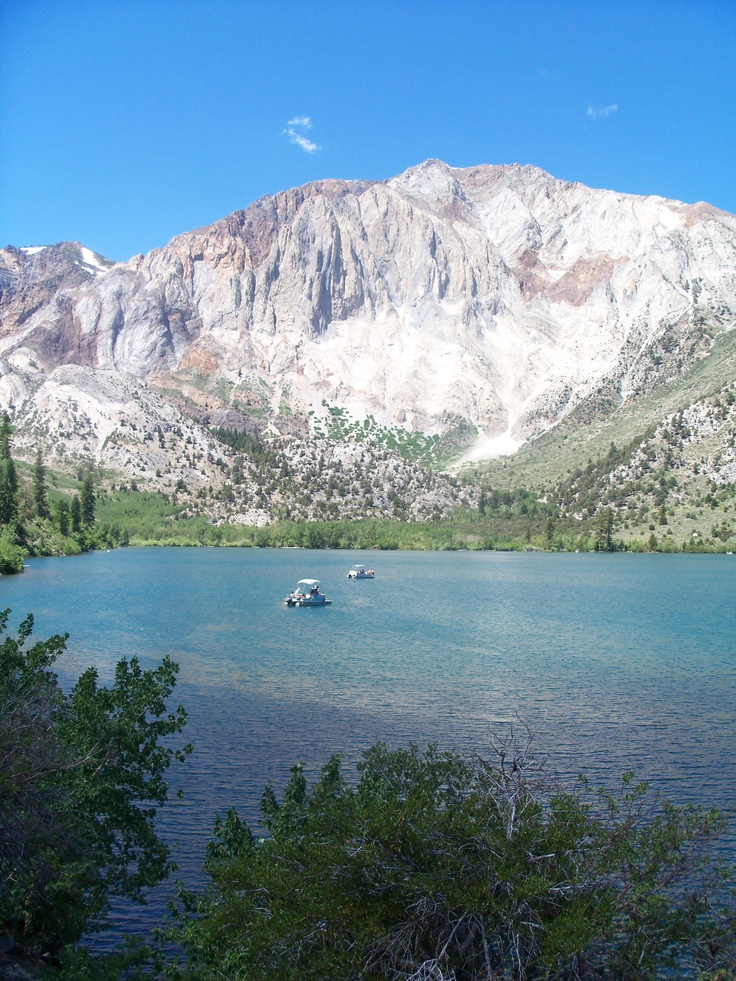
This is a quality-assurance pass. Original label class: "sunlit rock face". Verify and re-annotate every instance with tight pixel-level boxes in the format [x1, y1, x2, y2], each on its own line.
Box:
[1, 161, 735, 465]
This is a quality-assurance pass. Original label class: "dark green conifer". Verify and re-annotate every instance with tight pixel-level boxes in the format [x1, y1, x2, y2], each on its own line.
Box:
[80, 476, 96, 526]
[70, 495, 82, 534]
[55, 499, 71, 537]
[0, 414, 18, 526]
[32, 445, 50, 519]
[0, 413, 12, 461]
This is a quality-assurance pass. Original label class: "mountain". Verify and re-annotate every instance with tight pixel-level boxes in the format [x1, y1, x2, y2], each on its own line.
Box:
[0, 242, 114, 332]
[1, 161, 735, 536]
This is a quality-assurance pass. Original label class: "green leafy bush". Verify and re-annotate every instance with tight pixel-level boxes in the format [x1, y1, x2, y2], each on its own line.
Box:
[0, 524, 23, 573]
[172, 731, 736, 980]
[0, 610, 191, 956]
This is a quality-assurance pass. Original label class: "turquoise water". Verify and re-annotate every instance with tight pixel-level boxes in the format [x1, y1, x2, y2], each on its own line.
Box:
[4, 547, 736, 934]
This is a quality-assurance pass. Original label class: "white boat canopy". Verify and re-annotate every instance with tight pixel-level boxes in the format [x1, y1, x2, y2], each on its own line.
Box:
[296, 579, 320, 589]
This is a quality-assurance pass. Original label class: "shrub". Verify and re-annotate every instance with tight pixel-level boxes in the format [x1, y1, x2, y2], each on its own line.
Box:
[172, 727, 736, 980]
[0, 611, 191, 955]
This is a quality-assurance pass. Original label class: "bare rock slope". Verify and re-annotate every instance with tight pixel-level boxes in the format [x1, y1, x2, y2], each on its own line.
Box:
[1, 161, 735, 486]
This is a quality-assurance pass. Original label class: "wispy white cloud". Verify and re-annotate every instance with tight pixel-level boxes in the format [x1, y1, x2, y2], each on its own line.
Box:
[283, 115, 320, 153]
[284, 128, 320, 153]
[587, 103, 618, 120]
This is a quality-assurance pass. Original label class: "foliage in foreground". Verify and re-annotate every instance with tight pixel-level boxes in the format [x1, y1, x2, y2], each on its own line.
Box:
[0, 609, 191, 957]
[172, 730, 736, 981]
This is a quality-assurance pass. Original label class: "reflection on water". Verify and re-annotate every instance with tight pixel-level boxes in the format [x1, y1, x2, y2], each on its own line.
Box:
[4, 547, 736, 938]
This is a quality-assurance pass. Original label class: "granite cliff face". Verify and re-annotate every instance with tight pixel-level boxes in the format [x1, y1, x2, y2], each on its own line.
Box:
[0, 242, 114, 334]
[1, 161, 735, 480]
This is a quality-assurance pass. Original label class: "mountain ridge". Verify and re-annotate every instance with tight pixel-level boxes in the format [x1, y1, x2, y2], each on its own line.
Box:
[0, 160, 735, 541]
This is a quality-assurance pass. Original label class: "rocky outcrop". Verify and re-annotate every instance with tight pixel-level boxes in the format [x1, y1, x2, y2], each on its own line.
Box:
[1, 162, 735, 470]
[0, 243, 114, 336]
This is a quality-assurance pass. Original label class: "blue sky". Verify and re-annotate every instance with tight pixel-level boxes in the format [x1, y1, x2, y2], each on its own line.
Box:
[1, 0, 734, 262]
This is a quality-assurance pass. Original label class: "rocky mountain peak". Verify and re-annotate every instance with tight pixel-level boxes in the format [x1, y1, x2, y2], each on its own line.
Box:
[0, 161, 734, 487]
[0, 242, 116, 336]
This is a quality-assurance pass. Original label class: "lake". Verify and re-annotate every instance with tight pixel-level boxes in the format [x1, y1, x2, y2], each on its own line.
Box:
[3, 546, 736, 938]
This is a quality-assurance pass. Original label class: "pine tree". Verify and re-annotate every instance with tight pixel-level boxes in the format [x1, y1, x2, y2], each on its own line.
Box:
[0, 414, 18, 526]
[545, 515, 555, 548]
[0, 413, 12, 461]
[594, 507, 614, 551]
[32, 445, 50, 519]
[70, 495, 82, 534]
[55, 499, 71, 537]
[80, 476, 96, 526]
